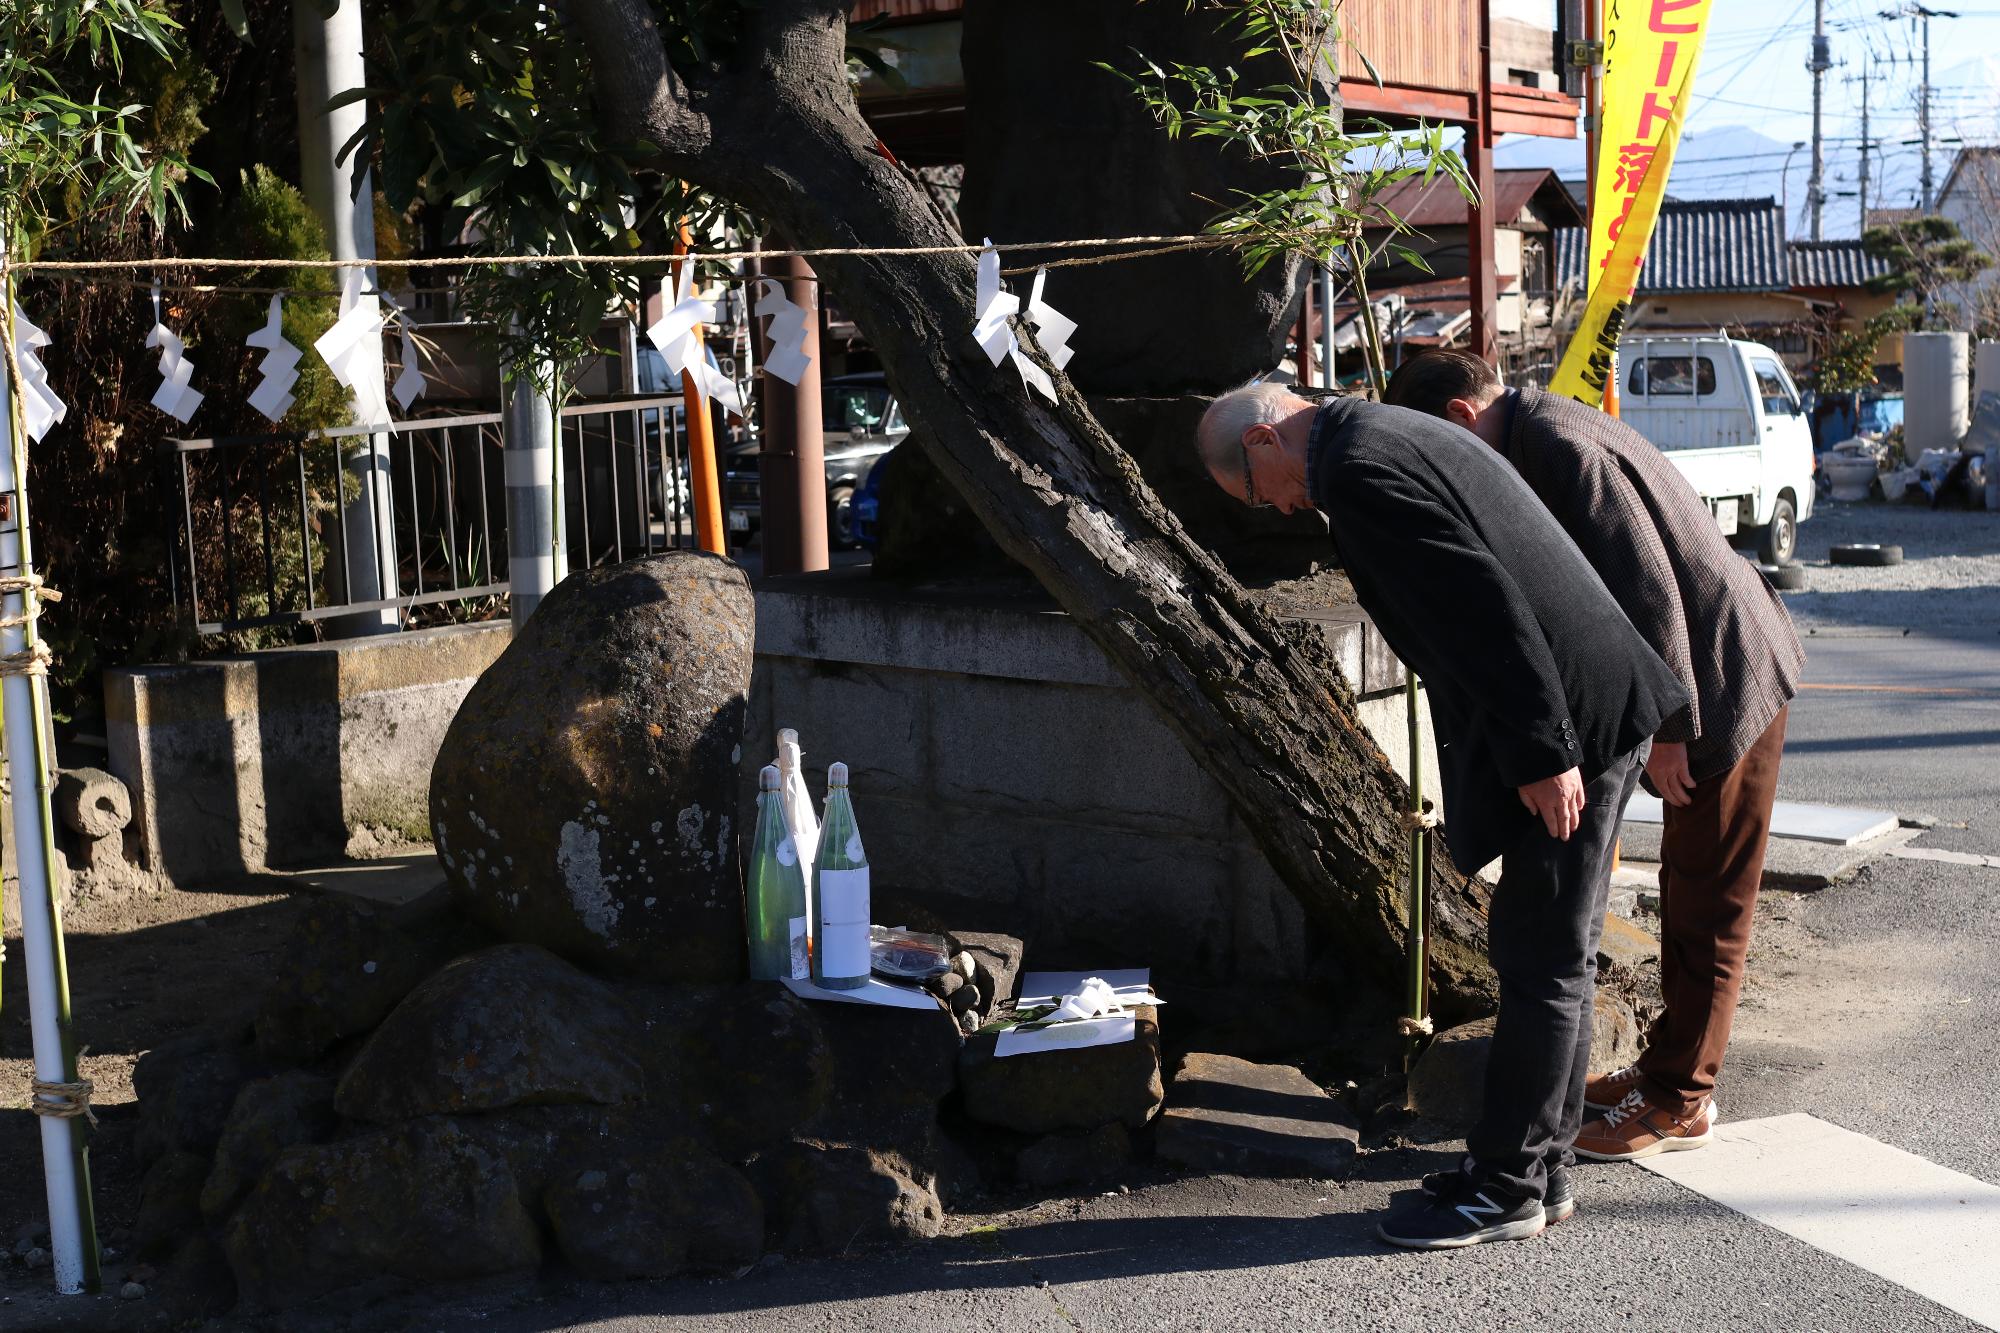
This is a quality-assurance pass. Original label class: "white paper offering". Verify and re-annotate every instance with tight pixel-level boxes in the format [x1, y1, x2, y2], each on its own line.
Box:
[390, 306, 427, 412]
[145, 285, 205, 424]
[969, 240, 1076, 403]
[647, 268, 744, 417]
[994, 968, 1157, 1059]
[314, 269, 389, 424]
[754, 278, 813, 386]
[244, 295, 303, 422]
[10, 305, 66, 442]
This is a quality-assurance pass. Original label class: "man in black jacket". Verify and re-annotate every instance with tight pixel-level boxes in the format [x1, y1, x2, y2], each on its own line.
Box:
[1385, 351, 1803, 1164]
[1197, 383, 1690, 1249]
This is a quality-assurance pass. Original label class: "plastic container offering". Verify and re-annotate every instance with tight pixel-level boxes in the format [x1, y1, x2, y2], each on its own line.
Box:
[870, 926, 952, 980]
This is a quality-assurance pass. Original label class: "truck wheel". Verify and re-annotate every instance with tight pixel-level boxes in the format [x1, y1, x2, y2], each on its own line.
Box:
[1829, 543, 1903, 567]
[1755, 562, 1808, 591]
[829, 485, 857, 549]
[1755, 497, 1798, 565]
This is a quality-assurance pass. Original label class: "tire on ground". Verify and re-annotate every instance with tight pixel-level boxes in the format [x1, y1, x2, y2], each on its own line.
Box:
[1755, 562, 1808, 591]
[1828, 543, 1903, 567]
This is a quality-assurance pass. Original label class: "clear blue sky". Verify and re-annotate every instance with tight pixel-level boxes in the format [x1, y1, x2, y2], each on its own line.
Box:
[1490, 0, 2000, 237]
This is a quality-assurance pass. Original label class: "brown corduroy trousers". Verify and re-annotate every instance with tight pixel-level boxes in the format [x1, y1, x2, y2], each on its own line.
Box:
[1638, 706, 1789, 1116]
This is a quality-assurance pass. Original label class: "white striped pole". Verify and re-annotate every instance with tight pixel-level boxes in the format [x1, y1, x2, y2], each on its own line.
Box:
[504, 344, 562, 626]
[0, 233, 99, 1295]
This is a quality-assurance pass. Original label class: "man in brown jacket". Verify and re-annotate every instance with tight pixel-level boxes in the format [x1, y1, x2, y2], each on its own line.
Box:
[1386, 350, 1804, 1162]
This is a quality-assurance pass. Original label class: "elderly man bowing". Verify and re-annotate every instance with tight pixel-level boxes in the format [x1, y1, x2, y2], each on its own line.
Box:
[1196, 383, 1689, 1249]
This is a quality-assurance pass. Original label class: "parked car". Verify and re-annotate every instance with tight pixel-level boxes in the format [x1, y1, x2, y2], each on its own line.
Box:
[724, 372, 908, 548]
[1617, 336, 1816, 564]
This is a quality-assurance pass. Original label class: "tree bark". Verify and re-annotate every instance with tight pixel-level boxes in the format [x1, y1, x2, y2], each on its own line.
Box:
[569, 0, 1497, 1018]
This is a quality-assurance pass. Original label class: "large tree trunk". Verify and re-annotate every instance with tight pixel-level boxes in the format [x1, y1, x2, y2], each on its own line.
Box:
[571, 0, 1497, 1018]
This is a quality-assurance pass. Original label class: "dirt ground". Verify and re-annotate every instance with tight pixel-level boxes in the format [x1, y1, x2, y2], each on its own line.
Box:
[1, 879, 313, 1325]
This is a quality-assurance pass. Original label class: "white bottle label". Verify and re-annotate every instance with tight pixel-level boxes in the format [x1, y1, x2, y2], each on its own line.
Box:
[788, 916, 809, 980]
[777, 836, 797, 867]
[816, 866, 871, 977]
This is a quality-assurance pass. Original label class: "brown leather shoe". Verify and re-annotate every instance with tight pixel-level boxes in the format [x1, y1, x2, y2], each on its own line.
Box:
[1574, 1090, 1716, 1162]
[1583, 1064, 1647, 1112]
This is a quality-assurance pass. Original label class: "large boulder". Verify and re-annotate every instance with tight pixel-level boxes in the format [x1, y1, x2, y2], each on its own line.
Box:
[335, 945, 646, 1123]
[200, 1072, 338, 1220]
[958, 1007, 1165, 1135]
[752, 1142, 944, 1254]
[223, 1119, 542, 1306]
[132, 1027, 263, 1162]
[252, 896, 460, 1064]
[542, 1141, 763, 1280]
[677, 983, 836, 1160]
[431, 553, 753, 979]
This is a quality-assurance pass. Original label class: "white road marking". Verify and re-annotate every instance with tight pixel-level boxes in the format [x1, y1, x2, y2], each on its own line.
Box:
[1888, 845, 2000, 870]
[1640, 1114, 2000, 1330]
[1624, 795, 1899, 846]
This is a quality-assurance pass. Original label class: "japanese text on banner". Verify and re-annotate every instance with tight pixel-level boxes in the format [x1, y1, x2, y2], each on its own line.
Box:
[1550, 0, 1714, 407]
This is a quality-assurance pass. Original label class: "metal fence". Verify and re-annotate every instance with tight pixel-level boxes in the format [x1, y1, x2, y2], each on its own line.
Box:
[167, 395, 700, 635]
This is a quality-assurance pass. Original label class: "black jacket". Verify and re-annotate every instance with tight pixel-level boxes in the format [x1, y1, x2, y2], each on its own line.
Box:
[1310, 398, 1691, 871]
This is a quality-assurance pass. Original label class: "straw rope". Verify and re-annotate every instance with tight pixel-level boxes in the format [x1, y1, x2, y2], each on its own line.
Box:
[29, 1052, 98, 1128]
[1400, 807, 1440, 832]
[0, 640, 52, 677]
[1395, 1014, 1434, 1038]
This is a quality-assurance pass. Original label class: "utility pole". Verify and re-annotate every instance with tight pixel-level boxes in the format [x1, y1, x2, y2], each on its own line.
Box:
[1808, 0, 1831, 239]
[1882, 4, 1959, 212]
[1857, 65, 1871, 230]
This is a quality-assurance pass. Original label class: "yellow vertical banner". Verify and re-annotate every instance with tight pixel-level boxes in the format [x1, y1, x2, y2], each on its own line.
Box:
[1551, 0, 1715, 407]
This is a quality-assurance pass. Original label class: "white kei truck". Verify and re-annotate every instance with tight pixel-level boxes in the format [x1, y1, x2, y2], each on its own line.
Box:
[1615, 336, 1817, 565]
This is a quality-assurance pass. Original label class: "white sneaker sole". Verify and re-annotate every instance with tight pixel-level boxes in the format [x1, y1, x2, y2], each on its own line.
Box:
[1376, 1215, 1548, 1250]
[1575, 1123, 1715, 1162]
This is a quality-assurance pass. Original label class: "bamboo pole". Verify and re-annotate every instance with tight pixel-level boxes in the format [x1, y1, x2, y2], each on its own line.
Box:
[671, 228, 727, 556]
[1403, 673, 1431, 1069]
[0, 243, 101, 1295]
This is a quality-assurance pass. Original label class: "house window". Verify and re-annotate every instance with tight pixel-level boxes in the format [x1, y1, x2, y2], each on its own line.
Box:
[1628, 355, 1717, 397]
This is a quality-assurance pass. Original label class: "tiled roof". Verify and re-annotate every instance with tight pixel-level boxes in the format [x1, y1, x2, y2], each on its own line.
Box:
[1553, 197, 1789, 293]
[1789, 239, 1893, 289]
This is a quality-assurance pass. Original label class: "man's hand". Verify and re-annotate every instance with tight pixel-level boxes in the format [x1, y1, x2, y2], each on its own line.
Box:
[1518, 767, 1586, 841]
[1646, 739, 1697, 807]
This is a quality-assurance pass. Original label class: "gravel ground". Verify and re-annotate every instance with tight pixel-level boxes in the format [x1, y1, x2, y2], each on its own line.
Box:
[1781, 497, 2000, 635]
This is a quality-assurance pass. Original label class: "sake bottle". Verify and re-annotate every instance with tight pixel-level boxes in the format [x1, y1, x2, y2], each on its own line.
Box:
[775, 727, 819, 910]
[745, 764, 810, 981]
[812, 761, 871, 990]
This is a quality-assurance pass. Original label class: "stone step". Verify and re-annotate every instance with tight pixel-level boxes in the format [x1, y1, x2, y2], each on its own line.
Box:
[1155, 1053, 1358, 1179]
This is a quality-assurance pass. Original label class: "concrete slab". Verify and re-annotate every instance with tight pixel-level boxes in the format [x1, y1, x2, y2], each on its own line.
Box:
[1642, 1113, 2000, 1330]
[1624, 794, 1898, 847]
[1615, 823, 1921, 890]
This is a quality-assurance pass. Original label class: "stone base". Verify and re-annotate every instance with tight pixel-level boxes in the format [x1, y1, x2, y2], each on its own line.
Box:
[1155, 1053, 1359, 1178]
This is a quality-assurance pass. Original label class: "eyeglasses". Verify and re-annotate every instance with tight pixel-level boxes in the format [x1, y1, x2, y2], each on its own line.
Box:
[1239, 435, 1270, 509]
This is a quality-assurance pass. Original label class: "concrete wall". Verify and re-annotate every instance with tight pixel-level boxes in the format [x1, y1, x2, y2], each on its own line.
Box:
[739, 574, 1437, 988]
[105, 622, 511, 885]
[104, 576, 1435, 991]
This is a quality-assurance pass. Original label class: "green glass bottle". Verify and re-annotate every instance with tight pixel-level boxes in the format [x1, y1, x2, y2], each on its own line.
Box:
[812, 761, 871, 990]
[745, 764, 810, 981]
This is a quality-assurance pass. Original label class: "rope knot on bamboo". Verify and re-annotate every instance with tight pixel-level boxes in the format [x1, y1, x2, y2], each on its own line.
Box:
[29, 1071, 98, 1128]
[1400, 808, 1440, 832]
[0, 573, 62, 602]
[0, 639, 52, 677]
[1396, 1014, 1435, 1038]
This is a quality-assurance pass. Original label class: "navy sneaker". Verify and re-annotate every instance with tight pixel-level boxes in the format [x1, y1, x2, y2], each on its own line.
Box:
[1378, 1176, 1546, 1250]
[1422, 1160, 1574, 1224]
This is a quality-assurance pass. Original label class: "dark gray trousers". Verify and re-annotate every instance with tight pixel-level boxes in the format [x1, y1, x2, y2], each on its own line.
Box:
[1466, 746, 1646, 1201]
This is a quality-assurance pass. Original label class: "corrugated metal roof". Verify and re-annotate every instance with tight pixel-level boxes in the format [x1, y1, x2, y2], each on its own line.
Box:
[1553, 197, 1789, 294]
[1368, 168, 1584, 230]
[1789, 239, 1893, 289]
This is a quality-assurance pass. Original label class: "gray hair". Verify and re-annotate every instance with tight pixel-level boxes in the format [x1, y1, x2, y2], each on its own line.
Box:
[1197, 379, 1303, 482]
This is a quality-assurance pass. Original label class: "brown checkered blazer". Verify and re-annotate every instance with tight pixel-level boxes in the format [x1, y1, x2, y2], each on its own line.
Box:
[1506, 387, 1804, 780]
